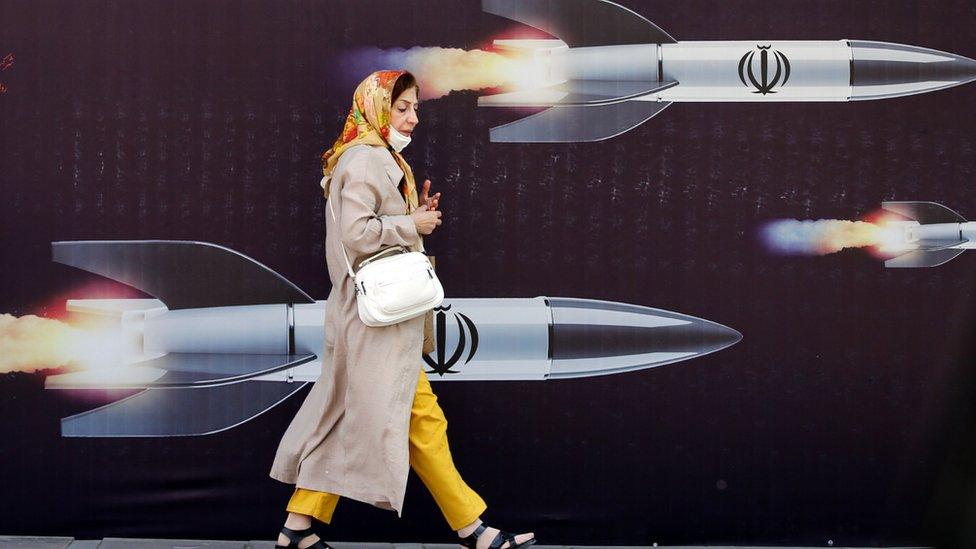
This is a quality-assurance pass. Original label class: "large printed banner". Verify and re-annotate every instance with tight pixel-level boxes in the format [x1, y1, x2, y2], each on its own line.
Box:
[2, 0, 976, 546]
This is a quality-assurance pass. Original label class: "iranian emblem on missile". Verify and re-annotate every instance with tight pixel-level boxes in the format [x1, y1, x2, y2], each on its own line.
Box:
[738, 45, 791, 95]
[423, 304, 479, 376]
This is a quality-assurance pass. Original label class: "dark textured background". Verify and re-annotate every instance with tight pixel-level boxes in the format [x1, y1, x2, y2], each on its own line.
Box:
[2, 0, 976, 546]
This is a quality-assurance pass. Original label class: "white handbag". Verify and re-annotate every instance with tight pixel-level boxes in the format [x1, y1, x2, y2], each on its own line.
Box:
[329, 198, 444, 327]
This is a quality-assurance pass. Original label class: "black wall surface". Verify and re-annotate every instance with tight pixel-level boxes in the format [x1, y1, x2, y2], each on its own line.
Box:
[2, 0, 976, 546]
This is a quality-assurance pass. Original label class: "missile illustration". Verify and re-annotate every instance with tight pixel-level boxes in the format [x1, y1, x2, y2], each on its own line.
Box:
[479, 0, 976, 142]
[45, 240, 741, 437]
[880, 201, 976, 268]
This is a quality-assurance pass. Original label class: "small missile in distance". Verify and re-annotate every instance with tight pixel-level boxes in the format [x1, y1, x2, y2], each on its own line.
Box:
[880, 201, 975, 268]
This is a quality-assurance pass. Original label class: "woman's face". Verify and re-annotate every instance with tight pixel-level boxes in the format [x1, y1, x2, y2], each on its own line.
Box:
[389, 86, 419, 137]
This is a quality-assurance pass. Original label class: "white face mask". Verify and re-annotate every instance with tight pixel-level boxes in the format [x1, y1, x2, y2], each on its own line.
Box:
[388, 125, 412, 153]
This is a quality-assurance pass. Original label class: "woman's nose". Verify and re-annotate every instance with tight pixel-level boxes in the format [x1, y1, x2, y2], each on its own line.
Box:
[409, 110, 419, 125]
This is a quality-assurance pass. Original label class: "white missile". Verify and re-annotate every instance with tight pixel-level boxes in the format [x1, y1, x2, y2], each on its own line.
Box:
[880, 201, 976, 268]
[45, 240, 740, 437]
[479, 0, 976, 142]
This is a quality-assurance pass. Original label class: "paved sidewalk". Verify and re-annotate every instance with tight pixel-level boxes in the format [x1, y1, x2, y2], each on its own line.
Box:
[0, 538, 934, 549]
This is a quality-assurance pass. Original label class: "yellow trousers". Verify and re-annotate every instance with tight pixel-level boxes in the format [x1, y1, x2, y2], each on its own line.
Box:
[286, 369, 487, 530]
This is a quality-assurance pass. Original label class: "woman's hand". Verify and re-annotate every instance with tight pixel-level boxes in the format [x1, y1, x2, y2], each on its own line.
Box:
[411, 204, 442, 235]
[419, 179, 441, 211]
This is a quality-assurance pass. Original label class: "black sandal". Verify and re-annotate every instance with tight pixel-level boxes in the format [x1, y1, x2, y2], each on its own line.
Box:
[459, 522, 537, 548]
[275, 525, 334, 549]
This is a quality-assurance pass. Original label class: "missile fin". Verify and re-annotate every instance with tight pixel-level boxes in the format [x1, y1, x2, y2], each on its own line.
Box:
[51, 240, 315, 310]
[45, 352, 317, 389]
[920, 238, 969, 251]
[62, 298, 166, 318]
[881, 201, 967, 224]
[59, 379, 309, 437]
[491, 39, 567, 54]
[479, 80, 678, 107]
[482, 0, 675, 47]
[884, 248, 966, 268]
[489, 100, 671, 143]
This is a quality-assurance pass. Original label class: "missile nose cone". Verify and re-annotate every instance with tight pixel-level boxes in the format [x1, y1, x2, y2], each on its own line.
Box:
[546, 298, 741, 379]
[660, 315, 742, 356]
[708, 321, 744, 350]
[850, 40, 976, 100]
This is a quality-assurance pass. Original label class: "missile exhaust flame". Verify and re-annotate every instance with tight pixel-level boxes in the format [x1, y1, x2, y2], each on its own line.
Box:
[344, 46, 538, 99]
[760, 219, 904, 256]
[0, 313, 129, 374]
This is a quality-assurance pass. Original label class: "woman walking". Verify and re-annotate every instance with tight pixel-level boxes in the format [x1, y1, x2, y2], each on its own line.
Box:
[269, 70, 537, 549]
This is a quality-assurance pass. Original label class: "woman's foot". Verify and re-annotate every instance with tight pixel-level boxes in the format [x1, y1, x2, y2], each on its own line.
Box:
[276, 525, 324, 548]
[277, 514, 328, 549]
[458, 519, 535, 549]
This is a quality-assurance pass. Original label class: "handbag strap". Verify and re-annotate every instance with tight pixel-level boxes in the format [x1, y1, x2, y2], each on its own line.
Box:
[328, 196, 427, 280]
[328, 198, 358, 279]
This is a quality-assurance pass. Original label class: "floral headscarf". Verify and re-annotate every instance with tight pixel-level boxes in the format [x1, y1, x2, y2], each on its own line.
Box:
[320, 70, 419, 214]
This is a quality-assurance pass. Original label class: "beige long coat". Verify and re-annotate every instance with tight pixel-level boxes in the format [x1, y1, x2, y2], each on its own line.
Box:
[269, 144, 425, 516]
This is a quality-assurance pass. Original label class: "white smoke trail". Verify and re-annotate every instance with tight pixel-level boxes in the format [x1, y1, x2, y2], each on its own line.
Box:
[761, 219, 883, 255]
[0, 313, 82, 373]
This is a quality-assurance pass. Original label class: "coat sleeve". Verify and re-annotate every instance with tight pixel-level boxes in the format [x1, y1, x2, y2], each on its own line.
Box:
[337, 148, 420, 256]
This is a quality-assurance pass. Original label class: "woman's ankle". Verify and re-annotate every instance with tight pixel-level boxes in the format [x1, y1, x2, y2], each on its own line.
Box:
[284, 511, 312, 530]
[457, 518, 482, 538]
